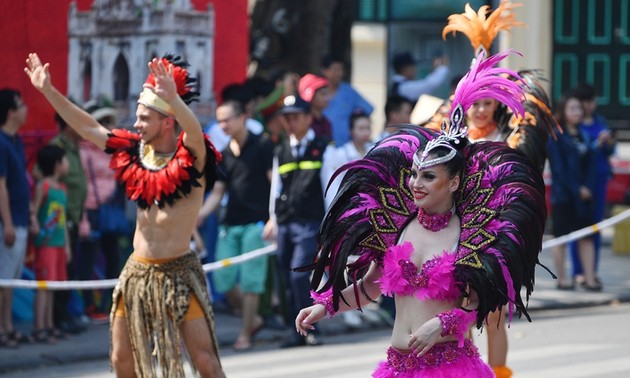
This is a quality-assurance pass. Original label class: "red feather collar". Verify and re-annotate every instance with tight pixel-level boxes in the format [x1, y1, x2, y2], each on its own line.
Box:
[105, 129, 216, 209]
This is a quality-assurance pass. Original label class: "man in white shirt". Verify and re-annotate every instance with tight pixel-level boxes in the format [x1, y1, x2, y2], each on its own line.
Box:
[203, 83, 264, 151]
[390, 51, 450, 103]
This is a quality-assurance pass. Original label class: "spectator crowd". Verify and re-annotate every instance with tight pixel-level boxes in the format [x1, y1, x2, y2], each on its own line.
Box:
[0, 51, 617, 353]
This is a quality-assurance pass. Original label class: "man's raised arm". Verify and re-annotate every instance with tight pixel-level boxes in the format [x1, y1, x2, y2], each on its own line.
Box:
[144, 58, 206, 164]
[24, 53, 110, 150]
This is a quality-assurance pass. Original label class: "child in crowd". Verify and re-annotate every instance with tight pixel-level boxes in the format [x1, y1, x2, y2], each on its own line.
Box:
[31, 145, 70, 343]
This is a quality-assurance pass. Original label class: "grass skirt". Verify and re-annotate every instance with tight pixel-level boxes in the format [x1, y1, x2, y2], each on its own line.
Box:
[110, 252, 219, 377]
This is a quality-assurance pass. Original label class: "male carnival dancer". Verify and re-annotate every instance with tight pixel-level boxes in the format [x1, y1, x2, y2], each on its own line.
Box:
[25, 53, 225, 378]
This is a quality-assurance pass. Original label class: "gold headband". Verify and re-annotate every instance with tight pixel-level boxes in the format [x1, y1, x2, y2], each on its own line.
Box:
[137, 88, 174, 116]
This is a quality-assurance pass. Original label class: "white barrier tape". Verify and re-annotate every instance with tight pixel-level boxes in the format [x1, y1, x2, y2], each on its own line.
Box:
[202, 243, 276, 271]
[0, 244, 277, 290]
[541, 208, 630, 250]
[5, 208, 630, 291]
[0, 278, 119, 290]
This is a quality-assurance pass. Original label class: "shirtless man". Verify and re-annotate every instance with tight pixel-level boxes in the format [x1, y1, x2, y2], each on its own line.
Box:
[25, 53, 224, 378]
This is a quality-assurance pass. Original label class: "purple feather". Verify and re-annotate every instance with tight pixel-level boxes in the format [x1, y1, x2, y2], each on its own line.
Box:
[486, 247, 516, 321]
[451, 49, 525, 119]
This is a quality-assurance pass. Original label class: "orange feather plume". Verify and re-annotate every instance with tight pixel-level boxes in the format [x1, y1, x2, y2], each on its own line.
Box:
[442, 1, 524, 54]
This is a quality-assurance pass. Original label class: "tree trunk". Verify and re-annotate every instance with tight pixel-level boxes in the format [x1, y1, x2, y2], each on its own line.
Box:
[249, 0, 354, 78]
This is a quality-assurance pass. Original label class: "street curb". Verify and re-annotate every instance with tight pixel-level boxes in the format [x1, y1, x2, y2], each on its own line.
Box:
[527, 294, 630, 313]
[2, 295, 630, 375]
[0, 351, 108, 374]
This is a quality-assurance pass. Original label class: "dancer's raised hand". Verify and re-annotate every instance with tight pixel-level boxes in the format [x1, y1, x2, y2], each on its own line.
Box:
[24, 53, 52, 92]
[144, 58, 177, 103]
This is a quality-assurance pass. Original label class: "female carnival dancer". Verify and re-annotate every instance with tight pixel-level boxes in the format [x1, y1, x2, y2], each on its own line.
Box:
[295, 50, 547, 377]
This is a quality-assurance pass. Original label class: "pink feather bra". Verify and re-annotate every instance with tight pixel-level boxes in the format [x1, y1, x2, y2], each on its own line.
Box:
[378, 242, 462, 301]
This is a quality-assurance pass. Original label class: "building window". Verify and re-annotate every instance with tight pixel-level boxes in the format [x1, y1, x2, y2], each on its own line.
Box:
[82, 58, 92, 103]
[113, 53, 130, 101]
[176, 41, 186, 57]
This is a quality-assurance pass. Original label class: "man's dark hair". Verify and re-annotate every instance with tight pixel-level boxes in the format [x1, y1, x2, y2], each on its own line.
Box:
[0, 88, 21, 126]
[392, 52, 416, 73]
[574, 83, 597, 101]
[221, 83, 255, 108]
[219, 100, 245, 117]
[37, 145, 66, 177]
[349, 109, 370, 131]
[244, 77, 274, 98]
[385, 95, 412, 119]
[321, 54, 345, 69]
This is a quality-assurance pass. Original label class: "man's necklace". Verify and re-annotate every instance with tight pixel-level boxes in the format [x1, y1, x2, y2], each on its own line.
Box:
[139, 142, 176, 170]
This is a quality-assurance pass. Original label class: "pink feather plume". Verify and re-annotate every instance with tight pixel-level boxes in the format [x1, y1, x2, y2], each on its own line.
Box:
[451, 49, 526, 119]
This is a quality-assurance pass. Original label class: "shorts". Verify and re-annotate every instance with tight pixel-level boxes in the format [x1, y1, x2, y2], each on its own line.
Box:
[0, 224, 28, 279]
[34, 245, 68, 281]
[372, 340, 494, 378]
[212, 223, 269, 294]
[113, 254, 205, 320]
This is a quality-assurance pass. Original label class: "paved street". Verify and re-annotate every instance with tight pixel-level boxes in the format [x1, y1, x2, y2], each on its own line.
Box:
[2, 304, 630, 377]
[1, 222, 630, 377]
[227, 305, 630, 378]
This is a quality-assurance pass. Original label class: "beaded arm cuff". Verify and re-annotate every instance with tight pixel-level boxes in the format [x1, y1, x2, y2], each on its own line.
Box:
[310, 288, 337, 318]
[437, 308, 478, 347]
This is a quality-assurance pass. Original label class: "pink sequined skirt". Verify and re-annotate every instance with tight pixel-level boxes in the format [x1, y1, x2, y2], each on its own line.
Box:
[372, 339, 494, 378]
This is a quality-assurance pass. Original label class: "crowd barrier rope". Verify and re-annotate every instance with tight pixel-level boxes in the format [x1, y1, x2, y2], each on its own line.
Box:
[541, 207, 630, 250]
[0, 244, 277, 290]
[3, 208, 630, 290]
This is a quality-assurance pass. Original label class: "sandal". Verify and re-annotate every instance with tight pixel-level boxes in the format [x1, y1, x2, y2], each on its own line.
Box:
[32, 329, 56, 344]
[250, 316, 265, 340]
[233, 337, 253, 351]
[583, 283, 603, 292]
[7, 330, 34, 344]
[0, 332, 18, 348]
[233, 317, 265, 351]
[48, 328, 67, 340]
[556, 283, 575, 290]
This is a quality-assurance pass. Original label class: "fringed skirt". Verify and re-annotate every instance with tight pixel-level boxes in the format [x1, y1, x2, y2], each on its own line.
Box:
[372, 339, 494, 378]
[110, 252, 219, 378]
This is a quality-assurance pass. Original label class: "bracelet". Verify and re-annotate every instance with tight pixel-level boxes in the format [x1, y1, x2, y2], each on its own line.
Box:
[360, 280, 378, 304]
[310, 287, 337, 318]
[437, 308, 477, 347]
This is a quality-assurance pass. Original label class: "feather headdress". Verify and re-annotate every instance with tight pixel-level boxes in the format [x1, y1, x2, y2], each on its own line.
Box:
[138, 54, 199, 116]
[504, 70, 559, 172]
[442, 2, 555, 175]
[311, 51, 547, 328]
[442, 0, 524, 55]
[416, 49, 525, 169]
